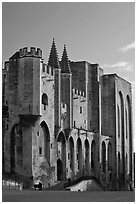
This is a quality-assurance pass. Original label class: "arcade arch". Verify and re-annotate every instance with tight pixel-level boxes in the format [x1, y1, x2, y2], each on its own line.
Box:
[102, 141, 106, 173]
[119, 91, 125, 175]
[108, 142, 112, 170]
[69, 136, 74, 172]
[85, 139, 90, 173]
[57, 131, 66, 180]
[91, 140, 96, 170]
[40, 121, 50, 164]
[76, 138, 82, 172]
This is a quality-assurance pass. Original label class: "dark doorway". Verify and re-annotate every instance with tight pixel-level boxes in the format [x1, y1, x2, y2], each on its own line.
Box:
[102, 141, 106, 173]
[91, 140, 96, 170]
[57, 159, 63, 180]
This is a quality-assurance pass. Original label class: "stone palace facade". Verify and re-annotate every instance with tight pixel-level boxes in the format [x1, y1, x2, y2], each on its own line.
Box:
[2, 39, 133, 190]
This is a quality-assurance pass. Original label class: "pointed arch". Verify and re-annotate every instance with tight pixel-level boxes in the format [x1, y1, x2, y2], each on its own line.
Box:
[57, 159, 63, 180]
[102, 141, 106, 173]
[118, 152, 121, 178]
[91, 140, 96, 170]
[76, 138, 82, 172]
[117, 105, 120, 138]
[126, 95, 132, 177]
[108, 142, 112, 169]
[69, 136, 74, 172]
[40, 121, 50, 164]
[42, 93, 48, 110]
[119, 91, 125, 175]
[85, 139, 90, 173]
[57, 131, 66, 180]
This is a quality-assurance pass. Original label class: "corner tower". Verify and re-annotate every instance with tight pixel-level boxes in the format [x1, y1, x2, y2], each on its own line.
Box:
[60, 45, 72, 129]
[48, 39, 61, 136]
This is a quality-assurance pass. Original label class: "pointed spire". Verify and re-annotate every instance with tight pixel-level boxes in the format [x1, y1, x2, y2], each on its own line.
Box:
[48, 38, 60, 69]
[61, 44, 71, 73]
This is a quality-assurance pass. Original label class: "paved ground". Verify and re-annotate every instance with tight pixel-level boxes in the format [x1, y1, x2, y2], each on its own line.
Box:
[2, 190, 135, 202]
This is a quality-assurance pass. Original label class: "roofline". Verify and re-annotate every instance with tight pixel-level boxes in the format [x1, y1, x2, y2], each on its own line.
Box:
[103, 73, 131, 85]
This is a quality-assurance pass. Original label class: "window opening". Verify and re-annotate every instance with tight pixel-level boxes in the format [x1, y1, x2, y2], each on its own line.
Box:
[80, 107, 82, 114]
[39, 147, 42, 156]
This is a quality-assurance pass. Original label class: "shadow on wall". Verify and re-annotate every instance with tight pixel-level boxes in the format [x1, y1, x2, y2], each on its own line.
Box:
[35, 161, 55, 188]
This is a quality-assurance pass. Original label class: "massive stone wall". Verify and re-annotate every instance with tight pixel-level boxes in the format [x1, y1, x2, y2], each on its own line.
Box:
[2, 46, 133, 190]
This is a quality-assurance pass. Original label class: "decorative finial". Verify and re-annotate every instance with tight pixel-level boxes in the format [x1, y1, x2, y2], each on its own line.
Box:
[47, 38, 60, 69]
[61, 44, 71, 73]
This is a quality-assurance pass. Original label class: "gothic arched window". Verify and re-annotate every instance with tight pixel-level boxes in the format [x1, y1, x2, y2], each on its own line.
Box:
[42, 93, 48, 110]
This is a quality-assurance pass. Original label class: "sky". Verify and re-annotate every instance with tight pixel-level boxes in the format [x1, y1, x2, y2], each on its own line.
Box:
[2, 2, 135, 139]
[2, 2, 135, 82]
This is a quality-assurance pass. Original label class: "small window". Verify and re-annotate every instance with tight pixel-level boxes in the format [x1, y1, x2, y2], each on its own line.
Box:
[6, 124, 8, 130]
[39, 147, 42, 156]
[89, 93, 91, 100]
[47, 66, 49, 73]
[68, 153, 70, 160]
[80, 107, 82, 114]
[43, 65, 45, 72]
[74, 121, 76, 127]
[51, 143, 52, 149]
[51, 68, 53, 75]
[42, 93, 48, 110]
[37, 132, 39, 136]
[90, 121, 92, 126]
[84, 120, 86, 124]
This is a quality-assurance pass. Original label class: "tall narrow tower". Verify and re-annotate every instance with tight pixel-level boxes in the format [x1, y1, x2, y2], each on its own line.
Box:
[60, 45, 72, 129]
[48, 39, 61, 136]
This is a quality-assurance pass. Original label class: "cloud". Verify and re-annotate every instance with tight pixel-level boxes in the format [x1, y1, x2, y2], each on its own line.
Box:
[103, 61, 133, 72]
[119, 41, 135, 52]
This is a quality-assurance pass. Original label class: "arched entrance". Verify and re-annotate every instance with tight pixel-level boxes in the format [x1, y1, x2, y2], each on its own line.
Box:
[69, 137, 74, 172]
[57, 159, 63, 180]
[40, 121, 50, 164]
[57, 131, 66, 180]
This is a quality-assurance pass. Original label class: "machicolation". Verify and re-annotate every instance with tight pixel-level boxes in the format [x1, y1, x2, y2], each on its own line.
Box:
[19, 47, 42, 58]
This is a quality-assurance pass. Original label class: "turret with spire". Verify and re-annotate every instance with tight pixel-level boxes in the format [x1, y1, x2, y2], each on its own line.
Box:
[60, 45, 72, 129]
[48, 38, 60, 73]
[48, 39, 61, 136]
[60, 45, 71, 73]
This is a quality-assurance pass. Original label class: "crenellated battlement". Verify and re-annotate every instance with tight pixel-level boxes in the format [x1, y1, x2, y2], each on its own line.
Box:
[19, 47, 42, 58]
[73, 88, 86, 100]
[41, 60, 54, 77]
